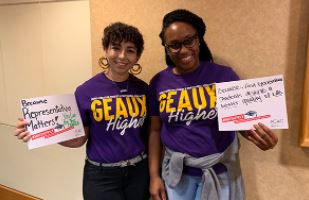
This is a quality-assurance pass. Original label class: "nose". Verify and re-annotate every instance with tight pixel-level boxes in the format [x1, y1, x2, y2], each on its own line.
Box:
[118, 49, 126, 58]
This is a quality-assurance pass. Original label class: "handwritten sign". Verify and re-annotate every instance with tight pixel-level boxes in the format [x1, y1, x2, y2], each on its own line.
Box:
[20, 94, 85, 149]
[216, 75, 289, 131]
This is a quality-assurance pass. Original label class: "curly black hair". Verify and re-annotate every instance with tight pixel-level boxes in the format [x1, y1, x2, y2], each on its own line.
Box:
[102, 22, 144, 56]
[159, 9, 213, 65]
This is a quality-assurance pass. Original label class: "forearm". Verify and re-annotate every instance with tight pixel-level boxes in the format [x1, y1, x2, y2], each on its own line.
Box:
[148, 116, 168, 200]
[59, 127, 89, 148]
[148, 118, 163, 178]
[59, 136, 87, 148]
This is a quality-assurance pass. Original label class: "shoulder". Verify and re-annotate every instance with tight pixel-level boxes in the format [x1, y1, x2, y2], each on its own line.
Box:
[149, 67, 170, 86]
[129, 75, 148, 92]
[129, 75, 148, 86]
[204, 62, 235, 73]
[203, 62, 240, 82]
[75, 73, 104, 94]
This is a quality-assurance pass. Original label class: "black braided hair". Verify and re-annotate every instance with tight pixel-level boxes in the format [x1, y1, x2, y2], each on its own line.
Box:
[102, 22, 144, 57]
[159, 9, 213, 65]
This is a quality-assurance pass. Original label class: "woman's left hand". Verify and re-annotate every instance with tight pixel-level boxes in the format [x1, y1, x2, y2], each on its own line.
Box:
[240, 122, 278, 151]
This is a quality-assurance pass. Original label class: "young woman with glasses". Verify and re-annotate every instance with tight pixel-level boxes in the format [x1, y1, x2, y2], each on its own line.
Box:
[148, 9, 278, 200]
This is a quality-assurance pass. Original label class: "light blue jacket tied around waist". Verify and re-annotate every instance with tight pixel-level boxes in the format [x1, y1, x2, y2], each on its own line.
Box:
[162, 136, 245, 200]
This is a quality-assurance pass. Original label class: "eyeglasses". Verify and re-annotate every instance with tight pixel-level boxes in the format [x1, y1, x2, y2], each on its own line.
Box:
[165, 33, 198, 53]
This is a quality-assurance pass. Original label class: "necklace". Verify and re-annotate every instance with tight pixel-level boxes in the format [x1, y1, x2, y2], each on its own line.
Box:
[104, 72, 129, 93]
[117, 80, 129, 93]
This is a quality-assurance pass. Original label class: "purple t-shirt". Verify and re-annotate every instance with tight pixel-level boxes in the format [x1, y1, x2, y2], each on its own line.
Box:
[75, 73, 148, 163]
[148, 62, 239, 174]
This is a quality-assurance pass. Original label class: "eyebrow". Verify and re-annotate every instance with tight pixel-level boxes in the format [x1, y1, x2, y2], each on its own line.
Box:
[110, 42, 137, 50]
[127, 45, 137, 49]
[167, 33, 197, 43]
[110, 42, 121, 46]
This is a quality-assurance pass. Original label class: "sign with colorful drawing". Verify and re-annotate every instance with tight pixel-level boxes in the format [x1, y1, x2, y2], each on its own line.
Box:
[20, 94, 85, 149]
[216, 74, 289, 131]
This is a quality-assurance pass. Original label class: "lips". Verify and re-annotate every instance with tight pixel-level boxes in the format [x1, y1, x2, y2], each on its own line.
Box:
[117, 62, 129, 66]
[179, 55, 193, 64]
[114, 61, 130, 69]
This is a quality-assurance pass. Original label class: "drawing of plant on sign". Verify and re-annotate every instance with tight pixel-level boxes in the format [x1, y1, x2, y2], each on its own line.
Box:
[63, 113, 80, 127]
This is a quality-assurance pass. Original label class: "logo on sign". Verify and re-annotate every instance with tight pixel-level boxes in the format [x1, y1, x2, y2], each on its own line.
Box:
[222, 110, 270, 124]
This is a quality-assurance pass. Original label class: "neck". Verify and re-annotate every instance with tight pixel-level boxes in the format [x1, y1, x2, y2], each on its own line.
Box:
[105, 70, 129, 82]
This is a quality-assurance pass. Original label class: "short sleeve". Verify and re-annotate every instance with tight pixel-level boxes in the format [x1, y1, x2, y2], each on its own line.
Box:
[147, 78, 160, 116]
[74, 88, 90, 127]
[228, 68, 240, 81]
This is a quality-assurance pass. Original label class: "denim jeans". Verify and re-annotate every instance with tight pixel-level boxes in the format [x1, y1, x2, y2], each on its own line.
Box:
[165, 172, 230, 200]
[83, 158, 150, 200]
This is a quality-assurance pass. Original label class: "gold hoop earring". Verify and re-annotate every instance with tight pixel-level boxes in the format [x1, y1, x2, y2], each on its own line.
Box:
[129, 63, 142, 75]
[98, 57, 109, 70]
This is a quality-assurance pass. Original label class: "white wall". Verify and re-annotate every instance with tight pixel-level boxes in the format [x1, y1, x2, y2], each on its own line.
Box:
[0, 1, 91, 199]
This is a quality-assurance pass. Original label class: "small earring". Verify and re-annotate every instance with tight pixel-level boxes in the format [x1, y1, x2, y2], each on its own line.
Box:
[98, 57, 109, 70]
[129, 63, 142, 75]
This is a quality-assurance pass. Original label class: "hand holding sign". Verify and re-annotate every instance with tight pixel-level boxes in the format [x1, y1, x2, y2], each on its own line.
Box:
[240, 122, 278, 150]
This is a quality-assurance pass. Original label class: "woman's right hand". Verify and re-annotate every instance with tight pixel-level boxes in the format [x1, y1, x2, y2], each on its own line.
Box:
[150, 176, 167, 200]
[14, 118, 31, 142]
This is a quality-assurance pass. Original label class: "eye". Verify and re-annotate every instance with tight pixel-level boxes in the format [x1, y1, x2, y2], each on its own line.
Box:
[183, 38, 194, 45]
[127, 48, 137, 54]
[167, 43, 181, 50]
[183, 35, 196, 46]
[126, 48, 136, 54]
[111, 45, 120, 50]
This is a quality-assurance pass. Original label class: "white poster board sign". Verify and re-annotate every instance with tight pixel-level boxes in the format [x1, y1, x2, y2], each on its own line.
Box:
[216, 75, 289, 131]
[20, 94, 85, 149]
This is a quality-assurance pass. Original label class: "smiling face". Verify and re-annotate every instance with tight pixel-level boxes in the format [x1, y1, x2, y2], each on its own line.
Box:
[104, 41, 139, 80]
[164, 21, 200, 74]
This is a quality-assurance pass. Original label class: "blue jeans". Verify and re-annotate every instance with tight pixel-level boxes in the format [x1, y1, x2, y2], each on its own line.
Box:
[165, 172, 230, 200]
[83, 158, 149, 200]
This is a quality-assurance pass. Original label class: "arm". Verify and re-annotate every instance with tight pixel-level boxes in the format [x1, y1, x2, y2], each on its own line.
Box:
[58, 127, 89, 148]
[148, 116, 166, 200]
[239, 122, 278, 151]
[15, 118, 89, 148]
